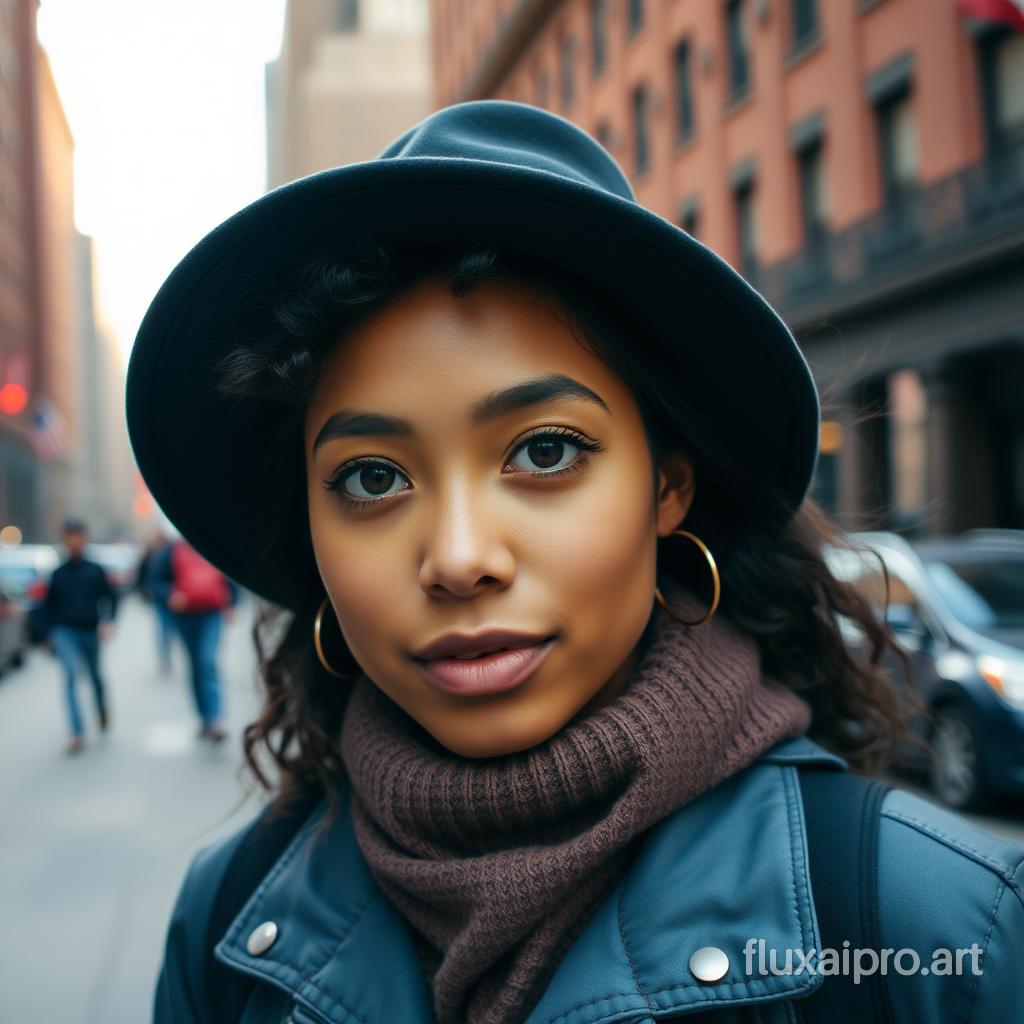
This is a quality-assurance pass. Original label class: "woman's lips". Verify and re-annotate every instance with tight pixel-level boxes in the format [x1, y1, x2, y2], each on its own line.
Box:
[414, 637, 556, 697]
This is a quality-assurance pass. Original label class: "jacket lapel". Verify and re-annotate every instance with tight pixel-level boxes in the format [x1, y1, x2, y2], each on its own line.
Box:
[215, 736, 847, 1024]
[523, 736, 847, 1022]
[214, 785, 434, 1023]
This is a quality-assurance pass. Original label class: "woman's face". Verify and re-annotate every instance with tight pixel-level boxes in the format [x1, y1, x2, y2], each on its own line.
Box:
[304, 273, 694, 758]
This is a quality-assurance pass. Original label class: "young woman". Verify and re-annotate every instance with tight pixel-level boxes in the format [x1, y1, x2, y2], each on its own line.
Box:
[129, 101, 1024, 1024]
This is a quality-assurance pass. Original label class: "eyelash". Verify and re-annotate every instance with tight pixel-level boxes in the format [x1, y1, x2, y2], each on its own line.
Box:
[322, 427, 603, 512]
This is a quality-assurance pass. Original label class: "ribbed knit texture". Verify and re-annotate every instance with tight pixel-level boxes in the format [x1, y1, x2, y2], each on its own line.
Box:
[339, 577, 813, 1024]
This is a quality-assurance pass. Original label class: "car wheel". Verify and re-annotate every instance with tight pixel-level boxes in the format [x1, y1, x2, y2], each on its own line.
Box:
[930, 706, 990, 811]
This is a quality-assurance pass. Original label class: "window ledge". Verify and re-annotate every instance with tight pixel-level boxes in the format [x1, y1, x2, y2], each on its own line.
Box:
[724, 87, 752, 119]
[784, 31, 823, 71]
[674, 132, 698, 157]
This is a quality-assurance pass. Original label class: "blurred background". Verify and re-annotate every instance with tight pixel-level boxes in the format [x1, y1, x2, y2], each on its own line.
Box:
[1, 0, 1024, 1019]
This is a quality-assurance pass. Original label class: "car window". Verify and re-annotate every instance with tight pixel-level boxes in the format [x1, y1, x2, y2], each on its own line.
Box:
[923, 557, 1024, 630]
[0, 566, 37, 598]
[828, 546, 916, 607]
[851, 565, 919, 616]
[824, 543, 928, 637]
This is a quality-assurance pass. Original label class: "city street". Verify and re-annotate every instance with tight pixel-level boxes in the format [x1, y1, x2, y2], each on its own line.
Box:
[0, 593, 265, 1022]
[1, 1, 1021, 1021]
[0, 594, 1022, 1022]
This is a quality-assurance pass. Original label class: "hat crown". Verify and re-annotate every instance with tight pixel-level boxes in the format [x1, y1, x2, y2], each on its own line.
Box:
[128, 98, 819, 609]
[377, 100, 636, 203]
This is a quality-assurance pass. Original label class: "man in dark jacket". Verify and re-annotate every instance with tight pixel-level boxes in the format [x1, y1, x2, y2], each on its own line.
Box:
[43, 517, 118, 754]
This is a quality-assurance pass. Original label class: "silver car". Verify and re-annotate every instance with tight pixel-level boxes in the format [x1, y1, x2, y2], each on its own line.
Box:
[825, 530, 1024, 809]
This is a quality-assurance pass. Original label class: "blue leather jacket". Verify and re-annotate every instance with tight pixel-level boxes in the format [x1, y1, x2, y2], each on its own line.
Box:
[154, 736, 1024, 1023]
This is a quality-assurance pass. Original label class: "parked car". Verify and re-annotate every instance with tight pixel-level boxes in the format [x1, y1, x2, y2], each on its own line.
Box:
[0, 593, 28, 675]
[0, 543, 59, 661]
[825, 531, 1024, 810]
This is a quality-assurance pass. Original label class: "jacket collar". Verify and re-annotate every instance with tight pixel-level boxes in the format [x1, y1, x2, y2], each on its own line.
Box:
[215, 735, 847, 1023]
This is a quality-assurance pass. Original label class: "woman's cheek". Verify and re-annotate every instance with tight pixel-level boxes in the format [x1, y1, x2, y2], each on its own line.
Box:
[553, 463, 658, 670]
[325, 544, 396, 660]
[308, 502, 392, 665]
[543, 463, 655, 595]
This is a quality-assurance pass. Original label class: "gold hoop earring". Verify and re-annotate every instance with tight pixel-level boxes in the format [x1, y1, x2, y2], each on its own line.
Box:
[314, 597, 349, 678]
[654, 529, 721, 627]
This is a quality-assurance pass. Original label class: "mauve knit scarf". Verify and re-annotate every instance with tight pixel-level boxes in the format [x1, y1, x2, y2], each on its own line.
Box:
[338, 578, 812, 1024]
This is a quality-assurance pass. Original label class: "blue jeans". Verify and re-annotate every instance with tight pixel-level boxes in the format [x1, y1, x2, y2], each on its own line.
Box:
[50, 625, 107, 737]
[173, 611, 223, 726]
[154, 601, 176, 669]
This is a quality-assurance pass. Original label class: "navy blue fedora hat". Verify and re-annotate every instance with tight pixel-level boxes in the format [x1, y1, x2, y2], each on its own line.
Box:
[126, 99, 820, 609]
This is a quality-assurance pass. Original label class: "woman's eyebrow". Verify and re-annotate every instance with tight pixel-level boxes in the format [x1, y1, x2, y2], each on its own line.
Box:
[311, 373, 609, 455]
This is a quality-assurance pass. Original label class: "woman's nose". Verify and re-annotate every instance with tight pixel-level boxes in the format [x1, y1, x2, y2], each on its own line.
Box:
[417, 483, 516, 599]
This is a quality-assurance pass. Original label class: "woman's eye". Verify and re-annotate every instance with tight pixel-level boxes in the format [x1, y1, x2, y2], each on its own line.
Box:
[506, 431, 601, 475]
[324, 430, 602, 510]
[334, 462, 410, 501]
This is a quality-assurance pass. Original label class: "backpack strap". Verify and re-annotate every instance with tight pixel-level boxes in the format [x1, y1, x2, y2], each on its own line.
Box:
[794, 766, 894, 1024]
[202, 791, 322, 1022]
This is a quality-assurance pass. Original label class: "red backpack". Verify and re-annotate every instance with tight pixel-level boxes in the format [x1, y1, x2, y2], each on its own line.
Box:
[170, 542, 230, 613]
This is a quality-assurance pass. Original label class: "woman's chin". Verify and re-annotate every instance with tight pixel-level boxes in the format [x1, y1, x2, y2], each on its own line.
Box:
[414, 693, 580, 760]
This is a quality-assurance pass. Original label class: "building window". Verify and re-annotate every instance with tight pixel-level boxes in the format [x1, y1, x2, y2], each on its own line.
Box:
[337, 0, 358, 31]
[679, 196, 700, 237]
[726, 0, 751, 102]
[734, 181, 758, 277]
[993, 32, 1024, 136]
[591, 0, 609, 75]
[535, 67, 550, 108]
[673, 39, 695, 142]
[791, 0, 818, 51]
[866, 54, 915, 210]
[561, 36, 576, 110]
[796, 141, 828, 249]
[628, 0, 644, 35]
[978, 27, 1024, 156]
[875, 91, 917, 209]
[632, 84, 650, 176]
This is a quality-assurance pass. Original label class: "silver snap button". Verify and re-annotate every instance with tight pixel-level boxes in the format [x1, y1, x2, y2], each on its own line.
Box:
[689, 945, 729, 983]
[246, 920, 278, 956]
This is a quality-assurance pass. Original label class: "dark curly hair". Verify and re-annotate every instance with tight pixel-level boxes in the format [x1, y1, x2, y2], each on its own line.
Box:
[213, 242, 927, 818]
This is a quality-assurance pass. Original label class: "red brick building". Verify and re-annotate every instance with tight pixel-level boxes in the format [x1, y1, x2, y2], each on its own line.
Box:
[429, 0, 1024, 534]
[0, 0, 43, 536]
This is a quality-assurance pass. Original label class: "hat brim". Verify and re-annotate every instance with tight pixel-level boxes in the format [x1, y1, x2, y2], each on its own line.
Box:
[126, 158, 820, 609]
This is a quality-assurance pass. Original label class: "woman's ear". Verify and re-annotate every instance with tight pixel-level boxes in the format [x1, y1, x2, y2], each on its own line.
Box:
[655, 452, 696, 536]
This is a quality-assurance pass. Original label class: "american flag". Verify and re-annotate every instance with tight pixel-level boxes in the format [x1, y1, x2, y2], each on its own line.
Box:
[956, 0, 1024, 31]
[30, 399, 70, 461]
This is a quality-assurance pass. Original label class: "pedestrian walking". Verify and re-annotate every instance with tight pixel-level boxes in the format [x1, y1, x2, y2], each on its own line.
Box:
[43, 517, 118, 754]
[128, 101, 1024, 1023]
[135, 530, 177, 674]
[150, 538, 238, 741]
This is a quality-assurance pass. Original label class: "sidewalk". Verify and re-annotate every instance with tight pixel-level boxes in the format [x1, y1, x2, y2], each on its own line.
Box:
[0, 593, 265, 1023]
